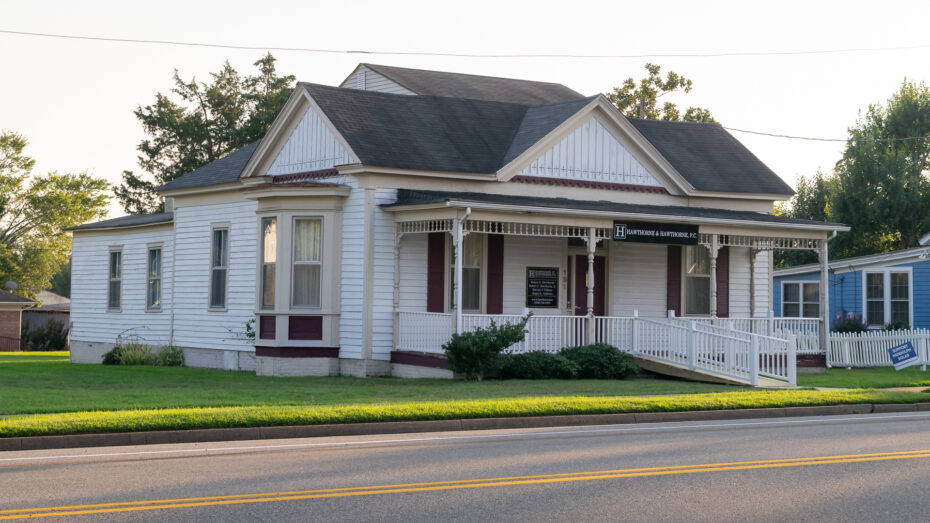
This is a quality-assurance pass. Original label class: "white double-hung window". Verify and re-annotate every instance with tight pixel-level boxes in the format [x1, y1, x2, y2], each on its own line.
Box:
[107, 249, 122, 311]
[147, 246, 162, 311]
[209, 227, 229, 310]
[782, 282, 819, 318]
[292, 218, 322, 308]
[865, 270, 911, 328]
[261, 217, 277, 310]
[683, 246, 710, 316]
[450, 234, 482, 311]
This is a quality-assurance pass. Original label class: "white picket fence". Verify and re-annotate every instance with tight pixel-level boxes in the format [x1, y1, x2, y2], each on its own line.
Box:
[396, 311, 797, 385]
[830, 329, 930, 368]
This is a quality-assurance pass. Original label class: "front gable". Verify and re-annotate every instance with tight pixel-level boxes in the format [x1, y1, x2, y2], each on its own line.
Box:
[498, 99, 694, 196]
[240, 89, 359, 180]
[267, 106, 355, 175]
[515, 116, 664, 189]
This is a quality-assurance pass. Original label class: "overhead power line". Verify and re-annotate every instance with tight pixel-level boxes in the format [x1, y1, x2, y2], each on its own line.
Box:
[724, 127, 930, 143]
[2, 28, 930, 59]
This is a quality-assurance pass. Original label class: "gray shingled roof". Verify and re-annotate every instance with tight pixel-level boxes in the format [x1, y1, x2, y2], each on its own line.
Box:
[67, 212, 173, 232]
[362, 63, 584, 105]
[0, 289, 34, 304]
[384, 189, 844, 228]
[157, 141, 260, 192]
[304, 83, 595, 173]
[628, 119, 794, 195]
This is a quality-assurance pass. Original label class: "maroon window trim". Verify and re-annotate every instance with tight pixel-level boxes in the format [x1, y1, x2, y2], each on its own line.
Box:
[288, 316, 323, 340]
[259, 315, 276, 340]
[486, 234, 504, 314]
[667, 245, 682, 317]
[716, 246, 730, 318]
[427, 232, 446, 313]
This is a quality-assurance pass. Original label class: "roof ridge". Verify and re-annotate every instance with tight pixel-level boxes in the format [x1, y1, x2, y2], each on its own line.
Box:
[360, 63, 576, 90]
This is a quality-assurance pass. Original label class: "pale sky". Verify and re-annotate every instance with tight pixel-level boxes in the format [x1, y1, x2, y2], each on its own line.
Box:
[3, 0, 930, 217]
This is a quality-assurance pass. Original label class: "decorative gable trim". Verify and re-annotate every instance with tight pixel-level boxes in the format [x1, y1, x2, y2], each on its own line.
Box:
[497, 97, 694, 195]
[514, 116, 664, 188]
[240, 88, 360, 180]
[510, 175, 669, 194]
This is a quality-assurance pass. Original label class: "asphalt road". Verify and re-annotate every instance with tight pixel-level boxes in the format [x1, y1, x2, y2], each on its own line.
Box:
[3, 412, 930, 522]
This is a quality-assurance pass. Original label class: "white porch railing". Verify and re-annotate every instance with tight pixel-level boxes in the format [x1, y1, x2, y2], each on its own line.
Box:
[830, 329, 930, 368]
[689, 317, 821, 354]
[396, 312, 798, 385]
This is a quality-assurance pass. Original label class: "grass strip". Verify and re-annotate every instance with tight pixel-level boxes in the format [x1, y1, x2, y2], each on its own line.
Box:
[1, 389, 925, 438]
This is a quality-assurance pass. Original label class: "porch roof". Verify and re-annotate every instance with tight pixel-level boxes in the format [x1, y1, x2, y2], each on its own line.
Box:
[382, 189, 848, 232]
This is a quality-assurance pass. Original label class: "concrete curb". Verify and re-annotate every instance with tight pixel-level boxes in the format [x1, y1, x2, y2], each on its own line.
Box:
[3, 402, 929, 452]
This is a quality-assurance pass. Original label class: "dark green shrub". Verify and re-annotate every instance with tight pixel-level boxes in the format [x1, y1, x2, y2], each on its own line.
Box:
[559, 343, 639, 379]
[884, 320, 910, 331]
[498, 351, 579, 379]
[833, 317, 866, 333]
[101, 345, 125, 365]
[157, 345, 185, 367]
[443, 315, 529, 380]
[21, 319, 69, 351]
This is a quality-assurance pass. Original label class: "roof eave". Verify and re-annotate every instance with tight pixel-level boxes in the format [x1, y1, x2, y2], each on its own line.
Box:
[384, 199, 850, 233]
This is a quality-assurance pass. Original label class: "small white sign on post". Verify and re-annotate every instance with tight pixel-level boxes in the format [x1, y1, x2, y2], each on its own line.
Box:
[888, 341, 920, 371]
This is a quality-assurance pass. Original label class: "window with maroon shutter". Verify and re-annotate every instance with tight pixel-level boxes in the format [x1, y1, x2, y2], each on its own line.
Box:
[716, 246, 729, 318]
[426, 232, 445, 312]
[486, 234, 504, 314]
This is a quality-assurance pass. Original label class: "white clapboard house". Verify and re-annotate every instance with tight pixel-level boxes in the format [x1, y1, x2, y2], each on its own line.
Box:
[68, 64, 847, 383]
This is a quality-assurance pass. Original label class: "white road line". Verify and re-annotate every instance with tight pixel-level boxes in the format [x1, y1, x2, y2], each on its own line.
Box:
[2, 411, 929, 464]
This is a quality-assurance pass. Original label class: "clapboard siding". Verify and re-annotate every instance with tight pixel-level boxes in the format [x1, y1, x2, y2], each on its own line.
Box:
[398, 234, 428, 310]
[502, 236, 564, 315]
[754, 251, 772, 317]
[338, 178, 365, 359]
[729, 247, 751, 317]
[518, 117, 663, 187]
[340, 66, 416, 95]
[610, 242, 667, 318]
[267, 107, 356, 175]
[372, 188, 398, 359]
[71, 227, 173, 346]
[172, 201, 257, 351]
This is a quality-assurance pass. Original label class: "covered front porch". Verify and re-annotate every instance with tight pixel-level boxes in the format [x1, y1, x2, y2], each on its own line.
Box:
[385, 190, 844, 385]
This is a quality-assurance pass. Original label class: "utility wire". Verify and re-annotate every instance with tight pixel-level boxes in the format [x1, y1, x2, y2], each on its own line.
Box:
[3, 28, 930, 59]
[724, 127, 930, 143]
[5, 28, 930, 144]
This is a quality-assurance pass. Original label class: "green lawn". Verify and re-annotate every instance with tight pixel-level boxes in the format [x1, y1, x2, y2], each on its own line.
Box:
[0, 352, 743, 415]
[798, 366, 930, 389]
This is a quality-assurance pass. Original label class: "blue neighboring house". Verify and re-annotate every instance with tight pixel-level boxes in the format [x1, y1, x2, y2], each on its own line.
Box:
[773, 239, 930, 330]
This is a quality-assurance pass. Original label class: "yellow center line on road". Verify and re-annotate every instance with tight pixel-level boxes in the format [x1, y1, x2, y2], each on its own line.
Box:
[4, 449, 930, 519]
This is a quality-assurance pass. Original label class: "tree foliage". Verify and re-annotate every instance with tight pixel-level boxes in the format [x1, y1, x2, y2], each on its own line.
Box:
[0, 130, 109, 298]
[607, 63, 716, 122]
[778, 80, 930, 265]
[115, 54, 295, 214]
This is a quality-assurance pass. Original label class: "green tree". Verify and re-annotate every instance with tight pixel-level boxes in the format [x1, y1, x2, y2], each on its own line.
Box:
[775, 172, 835, 267]
[115, 54, 295, 214]
[831, 79, 930, 256]
[0, 131, 109, 298]
[607, 63, 716, 122]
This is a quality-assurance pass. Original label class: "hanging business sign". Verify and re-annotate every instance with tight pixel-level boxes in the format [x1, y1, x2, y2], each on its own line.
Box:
[526, 267, 559, 308]
[612, 221, 699, 245]
[888, 341, 920, 370]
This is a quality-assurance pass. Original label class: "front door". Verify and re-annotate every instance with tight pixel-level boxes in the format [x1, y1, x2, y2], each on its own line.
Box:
[573, 255, 606, 316]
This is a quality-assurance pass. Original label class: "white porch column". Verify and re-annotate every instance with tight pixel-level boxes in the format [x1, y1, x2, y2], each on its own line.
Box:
[819, 239, 831, 367]
[586, 227, 596, 343]
[392, 232, 404, 349]
[454, 208, 471, 335]
[707, 235, 720, 318]
[749, 248, 758, 318]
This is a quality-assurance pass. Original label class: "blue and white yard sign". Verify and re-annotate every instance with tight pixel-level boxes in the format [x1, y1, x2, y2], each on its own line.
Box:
[888, 341, 920, 370]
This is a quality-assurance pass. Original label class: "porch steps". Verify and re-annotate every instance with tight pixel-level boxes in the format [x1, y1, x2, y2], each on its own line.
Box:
[633, 356, 796, 389]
